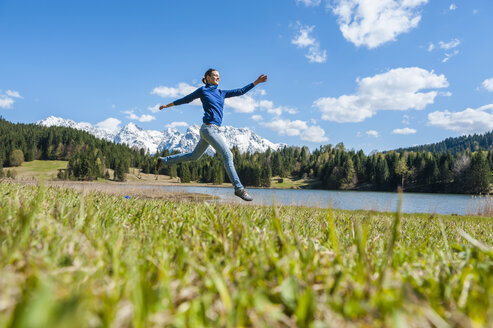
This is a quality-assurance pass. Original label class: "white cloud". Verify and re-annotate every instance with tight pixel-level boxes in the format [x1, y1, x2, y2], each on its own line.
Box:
[482, 78, 493, 92]
[437, 39, 460, 63]
[5, 90, 22, 98]
[260, 100, 298, 116]
[301, 125, 329, 142]
[296, 0, 321, 6]
[147, 104, 161, 113]
[262, 119, 307, 136]
[225, 94, 258, 113]
[0, 95, 15, 109]
[251, 115, 263, 121]
[151, 82, 196, 98]
[292, 24, 316, 47]
[428, 104, 493, 134]
[449, 3, 457, 10]
[306, 47, 328, 63]
[124, 110, 156, 122]
[0, 89, 23, 109]
[392, 127, 416, 135]
[138, 114, 156, 122]
[314, 67, 448, 122]
[439, 38, 460, 50]
[225, 95, 299, 116]
[165, 121, 188, 129]
[261, 118, 328, 142]
[428, 39, 460, 62]
[254, 88, 267, 96]
[291, 23, 327, 63]
[366, 130, 379, 137]
[442, 49, 459, 63]
[259, 100, 274, 109]
[331, 0, 428, 49]
[96, 117, 122, 133]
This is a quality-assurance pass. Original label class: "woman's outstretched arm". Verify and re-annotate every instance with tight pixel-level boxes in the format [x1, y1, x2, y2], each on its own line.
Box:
[159, 87, 202, 110]
[224, 74, 268, 98]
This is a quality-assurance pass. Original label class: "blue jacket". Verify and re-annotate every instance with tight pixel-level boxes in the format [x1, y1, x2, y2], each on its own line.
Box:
[173, 83, 255, 126]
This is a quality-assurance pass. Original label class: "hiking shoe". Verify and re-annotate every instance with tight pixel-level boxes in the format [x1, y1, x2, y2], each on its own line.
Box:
[235, 189, 253, 201]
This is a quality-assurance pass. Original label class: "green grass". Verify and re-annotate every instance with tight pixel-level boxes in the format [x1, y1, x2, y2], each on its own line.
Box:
[6, 160, 68, 180]
[271, 176, 315, 189]
[1, 182, 492, 327]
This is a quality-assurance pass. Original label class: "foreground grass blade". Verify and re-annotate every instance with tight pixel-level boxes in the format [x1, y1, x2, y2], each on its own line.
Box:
[0, 182, 492, 327]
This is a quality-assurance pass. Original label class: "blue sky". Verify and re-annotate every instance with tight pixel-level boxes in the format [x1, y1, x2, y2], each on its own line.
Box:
[1, 0, 493, 153]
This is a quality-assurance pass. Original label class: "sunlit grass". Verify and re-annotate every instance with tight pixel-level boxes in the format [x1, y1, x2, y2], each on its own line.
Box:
[271, 176, 315, 189]
[6, 160, 68, 180]
[0, 182, 492, 327]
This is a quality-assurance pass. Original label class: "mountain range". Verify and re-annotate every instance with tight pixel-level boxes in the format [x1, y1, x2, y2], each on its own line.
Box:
[36, 116, 286, 155]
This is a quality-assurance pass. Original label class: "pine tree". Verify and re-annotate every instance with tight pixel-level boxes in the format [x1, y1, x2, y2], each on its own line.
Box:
[272, 152, 282, 177]
[179, 163, 191, 183]
[467, 152, 490, 194]
[341, 156, 355, 188]
[169, 164, 178, 179]
[375, 156, 390, 189]
[260, 164, 272, 187]
[211, 162, 223, 185]
[114, 159, 126, 182]
[252, 164, 261, 187]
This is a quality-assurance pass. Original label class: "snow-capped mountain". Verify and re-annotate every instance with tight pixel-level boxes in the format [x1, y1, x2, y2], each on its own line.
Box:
[37, 116, 286, 155]
[38, 116, 117, 141]
[114, 122, 165, 153]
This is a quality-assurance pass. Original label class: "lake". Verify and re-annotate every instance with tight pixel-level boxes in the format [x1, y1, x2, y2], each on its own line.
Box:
[154, 185, 490, 216]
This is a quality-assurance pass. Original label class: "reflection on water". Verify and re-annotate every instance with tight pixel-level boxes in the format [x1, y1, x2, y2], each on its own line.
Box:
[152, 185, 485, 216]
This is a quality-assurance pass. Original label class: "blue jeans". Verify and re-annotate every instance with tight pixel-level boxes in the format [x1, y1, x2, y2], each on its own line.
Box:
[159, 124, 244, 190]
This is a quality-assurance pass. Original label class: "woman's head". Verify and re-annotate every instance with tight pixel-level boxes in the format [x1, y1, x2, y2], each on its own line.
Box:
[202, 69, 220, 85]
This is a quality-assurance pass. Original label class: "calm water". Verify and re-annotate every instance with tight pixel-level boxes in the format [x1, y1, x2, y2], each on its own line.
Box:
[150, 185, 489, 216]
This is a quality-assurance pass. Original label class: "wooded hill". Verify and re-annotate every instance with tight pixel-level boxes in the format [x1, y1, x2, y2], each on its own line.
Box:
[393, 130, 493, 154]
[0, 117, 151, 181]
[1, 118, 492, 194]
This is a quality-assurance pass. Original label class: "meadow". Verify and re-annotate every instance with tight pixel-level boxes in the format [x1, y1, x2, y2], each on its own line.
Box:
[0, 182, 492, 327]
[3, 160, 68, 181]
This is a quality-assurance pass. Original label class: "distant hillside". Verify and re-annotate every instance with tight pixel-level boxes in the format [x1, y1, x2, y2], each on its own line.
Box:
[394, 131, 493, 154]
[0, 117, 150, 180]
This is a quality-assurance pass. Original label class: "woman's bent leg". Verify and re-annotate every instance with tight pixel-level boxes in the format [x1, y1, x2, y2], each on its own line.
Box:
[159, 138, 210, 165]
[200, 124, 244, 191]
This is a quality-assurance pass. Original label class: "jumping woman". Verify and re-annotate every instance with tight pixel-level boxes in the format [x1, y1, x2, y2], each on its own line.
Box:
[157, 69, 268, 201]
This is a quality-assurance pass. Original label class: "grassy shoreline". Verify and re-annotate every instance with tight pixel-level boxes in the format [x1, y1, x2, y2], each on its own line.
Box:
[1, 181, 492, 327]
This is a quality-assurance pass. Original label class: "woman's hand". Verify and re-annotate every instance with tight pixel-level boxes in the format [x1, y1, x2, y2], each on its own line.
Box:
[253, 74, 268, 86]
[159, 103, 174, 110]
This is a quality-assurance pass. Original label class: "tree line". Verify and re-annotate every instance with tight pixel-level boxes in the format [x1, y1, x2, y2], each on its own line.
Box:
[1, 117, 491, 194]
[156, 147, 272, 187]
[0, 118, 151, 181]
[393, 130, 493, 155]
[164, 142, 492, 194]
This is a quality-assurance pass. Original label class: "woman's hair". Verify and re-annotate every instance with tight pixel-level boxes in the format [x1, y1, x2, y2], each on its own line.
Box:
[202, 68, 217, 84]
